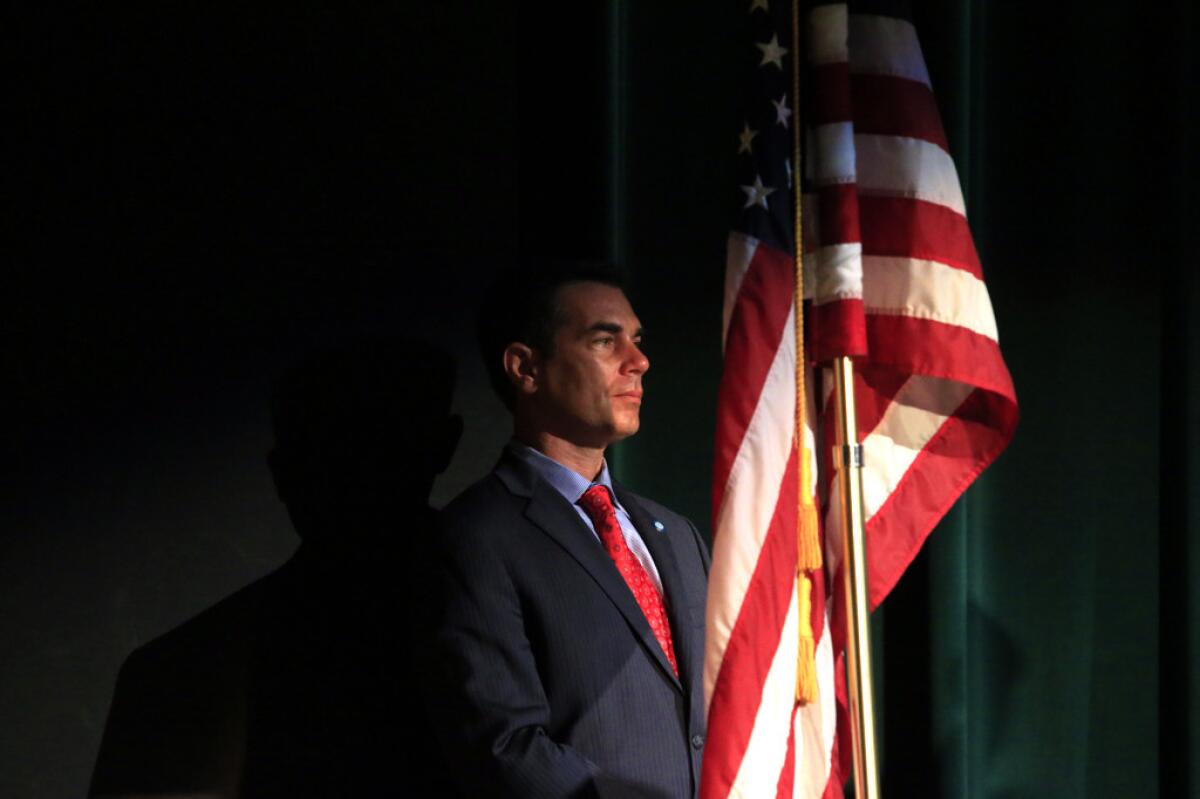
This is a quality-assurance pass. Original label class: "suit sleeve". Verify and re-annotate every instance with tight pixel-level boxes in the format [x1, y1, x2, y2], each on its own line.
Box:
[426, 521, 601, 799]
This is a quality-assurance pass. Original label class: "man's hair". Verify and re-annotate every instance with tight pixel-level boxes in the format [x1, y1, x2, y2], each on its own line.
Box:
[477, 260, 626, 411]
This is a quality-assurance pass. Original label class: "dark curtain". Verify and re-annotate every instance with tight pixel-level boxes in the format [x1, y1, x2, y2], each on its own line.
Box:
[876, 2, 1198, 797]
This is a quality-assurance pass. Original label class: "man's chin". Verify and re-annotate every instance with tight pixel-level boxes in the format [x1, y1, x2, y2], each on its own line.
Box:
[610, 418, 641, 442]
[559, 415, 640, 448]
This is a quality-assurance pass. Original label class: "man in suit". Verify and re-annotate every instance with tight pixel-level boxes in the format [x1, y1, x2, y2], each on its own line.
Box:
[432, 266, 710, 798]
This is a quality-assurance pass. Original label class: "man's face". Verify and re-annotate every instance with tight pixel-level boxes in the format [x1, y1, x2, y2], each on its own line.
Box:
[533, 281, 649, 448]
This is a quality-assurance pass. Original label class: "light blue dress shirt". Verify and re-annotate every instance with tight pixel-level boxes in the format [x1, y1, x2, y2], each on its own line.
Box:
[509, 441, 664, 596]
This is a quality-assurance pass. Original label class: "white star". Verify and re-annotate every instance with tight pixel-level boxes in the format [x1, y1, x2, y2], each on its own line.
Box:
[741, 174, 776, 210]
[773, 93, 792, 128]
[738, 122, 758, 155]
[756, 34, 788, 70]
[749, 0, 769, 12]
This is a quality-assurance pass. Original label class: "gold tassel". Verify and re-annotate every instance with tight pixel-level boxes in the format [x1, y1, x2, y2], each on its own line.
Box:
[797, 465, 823, 572]
[795, 571, 819, 704]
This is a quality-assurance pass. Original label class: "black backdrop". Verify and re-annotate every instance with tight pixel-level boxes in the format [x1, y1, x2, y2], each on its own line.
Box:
[10, 4, 527, 795]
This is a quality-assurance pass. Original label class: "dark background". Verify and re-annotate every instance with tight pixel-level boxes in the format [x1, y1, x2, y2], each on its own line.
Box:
[7, 1, 1198, 797]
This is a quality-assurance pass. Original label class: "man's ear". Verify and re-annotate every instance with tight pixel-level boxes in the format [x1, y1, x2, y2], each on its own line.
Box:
[502, 342, 539, 398]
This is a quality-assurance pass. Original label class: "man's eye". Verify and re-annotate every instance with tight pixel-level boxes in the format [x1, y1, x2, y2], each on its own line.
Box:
[595, 336, 615, 346]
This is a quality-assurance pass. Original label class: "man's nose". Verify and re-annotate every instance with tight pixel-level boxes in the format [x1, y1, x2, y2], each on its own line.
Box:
[624, 341, 649, 374]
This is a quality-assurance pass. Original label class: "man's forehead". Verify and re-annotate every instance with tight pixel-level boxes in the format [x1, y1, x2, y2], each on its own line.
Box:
[556, 281, 639, 326]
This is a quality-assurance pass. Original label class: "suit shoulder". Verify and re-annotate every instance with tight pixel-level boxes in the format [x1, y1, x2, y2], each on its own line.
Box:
[439, 472, 521, 537]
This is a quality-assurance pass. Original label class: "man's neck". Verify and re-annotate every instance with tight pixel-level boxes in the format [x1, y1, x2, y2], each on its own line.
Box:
[515, 428, 606, 482]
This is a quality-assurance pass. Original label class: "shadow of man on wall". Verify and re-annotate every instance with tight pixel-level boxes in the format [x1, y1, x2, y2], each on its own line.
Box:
[90, 338, 462, 798]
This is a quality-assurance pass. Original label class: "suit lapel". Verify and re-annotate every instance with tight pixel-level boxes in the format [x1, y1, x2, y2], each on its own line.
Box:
[496, 452, 683, 691]
[614, 486, 700, 697]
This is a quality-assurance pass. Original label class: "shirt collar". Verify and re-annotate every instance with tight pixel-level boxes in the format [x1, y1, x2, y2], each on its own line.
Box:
[507, 440, 622, 509]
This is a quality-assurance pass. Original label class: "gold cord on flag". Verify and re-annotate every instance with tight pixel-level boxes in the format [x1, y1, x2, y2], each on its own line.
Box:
[792, 0, 822, 706]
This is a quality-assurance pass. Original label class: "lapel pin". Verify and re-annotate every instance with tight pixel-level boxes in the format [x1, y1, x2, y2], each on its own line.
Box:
[653, 520, 665, 532]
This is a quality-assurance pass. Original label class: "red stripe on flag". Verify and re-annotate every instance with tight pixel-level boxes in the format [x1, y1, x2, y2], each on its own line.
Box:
[852, 367, 911, 441]
[775, 703, 800, 799]
[859, 195, 982, 278]
[830, 657, 851, 795]
[865, 388, 1019, 607]
[811, 67, 949, 152]
[813, 184, 862, 248]
[810, 62, 852, 125]
[811, 298, 868, 362]
[865, 315, 1016, 402]
[713, 242, 795, 518]
[851, 73, 949, 150]
[826, 548, 849, 657]
[702, 449, 799, 797]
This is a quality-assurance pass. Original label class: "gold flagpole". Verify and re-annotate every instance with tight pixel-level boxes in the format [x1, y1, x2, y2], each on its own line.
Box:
[791, 2, 881, 796]
[832, 356, 881, 799]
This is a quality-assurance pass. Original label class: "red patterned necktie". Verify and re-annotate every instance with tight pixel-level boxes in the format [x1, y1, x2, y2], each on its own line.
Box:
[578, 485, 678, 677]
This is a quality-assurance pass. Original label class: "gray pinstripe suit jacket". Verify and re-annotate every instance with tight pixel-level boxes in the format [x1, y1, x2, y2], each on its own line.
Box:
[431, 449, 711, 798]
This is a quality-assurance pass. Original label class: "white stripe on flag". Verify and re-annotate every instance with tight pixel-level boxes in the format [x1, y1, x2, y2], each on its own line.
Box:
[860, 376, 974, 521]
[861, 256, 1000, 341]
[807, 122, 857, 185]
[804, 242, 864, 302]
[848, 14, 931, 86]
[805, 4, 849, 65]
[855, 134, 967, 216]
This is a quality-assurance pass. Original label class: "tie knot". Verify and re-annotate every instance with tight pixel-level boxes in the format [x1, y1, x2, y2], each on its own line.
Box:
[578, 485, 617, 522]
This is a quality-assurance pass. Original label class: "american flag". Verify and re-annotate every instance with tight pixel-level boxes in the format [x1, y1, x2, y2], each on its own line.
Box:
[703, 2, 1019, 797]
